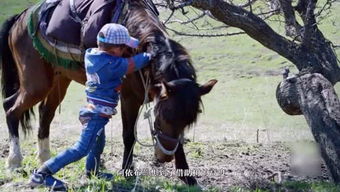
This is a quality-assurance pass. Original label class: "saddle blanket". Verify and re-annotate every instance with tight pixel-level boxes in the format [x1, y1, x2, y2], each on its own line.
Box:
[27, 0, 125, 69]
[46, 0, 117, 48]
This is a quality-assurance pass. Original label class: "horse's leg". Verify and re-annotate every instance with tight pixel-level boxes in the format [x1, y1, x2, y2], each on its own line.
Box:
[37, 75, 71, 164]
[3, 92, 21, 170]
[120, 91, 141, 172]
[5, 87, 52, 169]
[121, 98, 139, 171]
[5, 13, 54, 169]
[175, 144, 198, 185]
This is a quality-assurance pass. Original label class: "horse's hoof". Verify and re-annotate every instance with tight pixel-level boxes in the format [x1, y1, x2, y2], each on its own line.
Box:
[6, 153, 23, 171]
[180, 176, 198, 186]
[37, 138, 51, 164]
[36, 150, 51, 164]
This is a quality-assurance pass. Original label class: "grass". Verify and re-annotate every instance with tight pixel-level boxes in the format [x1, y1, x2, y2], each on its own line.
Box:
[0, 0, 37, 22]
[0, 0, 339, 191]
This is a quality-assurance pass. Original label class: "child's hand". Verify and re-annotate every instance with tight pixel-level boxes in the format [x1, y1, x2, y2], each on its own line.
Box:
[147, 50, 157, 60]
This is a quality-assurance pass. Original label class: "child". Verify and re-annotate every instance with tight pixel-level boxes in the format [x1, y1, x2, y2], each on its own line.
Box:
[29, 23, 152, 191]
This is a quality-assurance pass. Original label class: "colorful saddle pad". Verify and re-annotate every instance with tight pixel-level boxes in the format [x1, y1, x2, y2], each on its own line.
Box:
[28, 2, 83, 69]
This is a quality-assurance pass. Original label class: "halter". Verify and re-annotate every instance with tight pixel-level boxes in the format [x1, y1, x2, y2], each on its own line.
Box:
[153, 129, 183, 156]
[120, 0, 181, 156]
[133, 71, 183, 156]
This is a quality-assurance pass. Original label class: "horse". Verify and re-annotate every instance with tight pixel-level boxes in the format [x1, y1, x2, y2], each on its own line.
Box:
[0, 0, 217, 185]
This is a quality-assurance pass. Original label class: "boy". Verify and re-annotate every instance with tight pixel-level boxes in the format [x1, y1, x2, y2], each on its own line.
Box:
[29, 23, 152, 191]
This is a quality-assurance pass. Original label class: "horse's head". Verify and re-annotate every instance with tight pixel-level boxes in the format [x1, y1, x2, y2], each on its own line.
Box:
[125, 0, 217, 163]
[149, 39, 217, 163]
[151, 78, 217, 162]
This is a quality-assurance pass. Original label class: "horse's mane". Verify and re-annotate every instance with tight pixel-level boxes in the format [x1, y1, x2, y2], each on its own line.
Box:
[125, 0, 200, 127]
[166, 39, 196, 81]
[125, 0, 167, 48]
[125, 0, 196, 81]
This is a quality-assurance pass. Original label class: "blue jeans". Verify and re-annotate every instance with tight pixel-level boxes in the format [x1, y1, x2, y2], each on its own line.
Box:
[44, 110, 109, 174]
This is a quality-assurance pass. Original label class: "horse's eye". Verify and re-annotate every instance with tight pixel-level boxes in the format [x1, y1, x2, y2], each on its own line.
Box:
[165, 52, 173, 58]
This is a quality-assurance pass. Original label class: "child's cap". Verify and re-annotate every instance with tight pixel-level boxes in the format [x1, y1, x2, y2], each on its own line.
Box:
[97, 24, 139, 48]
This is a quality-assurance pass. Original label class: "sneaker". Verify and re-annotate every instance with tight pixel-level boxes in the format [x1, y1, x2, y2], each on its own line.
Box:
[29, 170, 67, 191]
[86, 171, 114, 181]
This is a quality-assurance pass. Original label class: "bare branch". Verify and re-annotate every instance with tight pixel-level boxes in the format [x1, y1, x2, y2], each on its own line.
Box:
[166, 26, 245, 37]
[278, 0, 303, 41]
[302, 0, 317, 46]
[257, 9, 281, 19]
[169, 0, 193, 10]
[295, 0, 308, 18]
[167, 10, 207, 24]
[239, 0, 258, 8]
[316, 0, 337, 18]
[186, 0, 300, 64]
[164, 10, 175, 24]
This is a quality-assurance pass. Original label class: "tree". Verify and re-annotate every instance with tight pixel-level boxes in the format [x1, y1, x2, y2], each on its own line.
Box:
[157, 0, 340, 183]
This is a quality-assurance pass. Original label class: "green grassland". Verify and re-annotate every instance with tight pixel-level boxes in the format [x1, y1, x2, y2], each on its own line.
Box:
[0, 0, 339, 191]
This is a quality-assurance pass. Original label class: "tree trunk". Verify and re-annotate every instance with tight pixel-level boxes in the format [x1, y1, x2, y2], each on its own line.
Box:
[184, 0, 340, 182]
[277, 73, 340, 182]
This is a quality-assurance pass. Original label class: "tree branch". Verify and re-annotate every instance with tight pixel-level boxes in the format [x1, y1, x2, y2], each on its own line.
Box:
[166, 10, 214, 26]
[166, 26, 245, 37]
[239, 0, 258, 8]
[185, 0, 300, 64]
[278, 0, 303, 41]
[295, 0, 308, 16]
[316, 0, 337, 18]
[302, 0, 317, 47]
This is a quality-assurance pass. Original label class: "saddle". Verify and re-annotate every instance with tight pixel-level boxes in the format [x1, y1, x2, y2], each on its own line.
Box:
[27, 0, 126, 69]
[27, 0, 159, 69]
[44, 0, 119, 48]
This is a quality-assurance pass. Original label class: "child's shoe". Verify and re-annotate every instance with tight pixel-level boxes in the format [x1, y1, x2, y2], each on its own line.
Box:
[29, 170, 67, 191]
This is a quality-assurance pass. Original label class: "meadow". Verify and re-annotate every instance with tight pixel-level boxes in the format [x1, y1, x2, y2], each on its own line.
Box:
[0, 0, 339, 191]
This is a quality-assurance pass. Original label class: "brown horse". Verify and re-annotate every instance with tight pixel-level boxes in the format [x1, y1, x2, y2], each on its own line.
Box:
[0, 0, 216, 185]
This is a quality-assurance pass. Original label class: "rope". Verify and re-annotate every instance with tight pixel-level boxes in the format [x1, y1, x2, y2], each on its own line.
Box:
[122, 70, 155, 171]
[133, 70, 156, 147]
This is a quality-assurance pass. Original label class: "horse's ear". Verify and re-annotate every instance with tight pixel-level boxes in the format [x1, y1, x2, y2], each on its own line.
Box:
[150, 82, 169, 101]
[159, 82, 168, 100]
[159, 81, 177, 100]
[200, 79, 218, 96]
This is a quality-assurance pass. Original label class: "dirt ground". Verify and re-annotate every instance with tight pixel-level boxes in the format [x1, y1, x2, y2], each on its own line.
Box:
[0, 135, 330, 191]
[106, 141, 330, 191]
[0, 108, 331, 192]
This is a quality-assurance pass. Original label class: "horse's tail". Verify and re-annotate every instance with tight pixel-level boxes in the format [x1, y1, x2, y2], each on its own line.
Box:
[0, 15, 19, 98]
[0, 14, 34, 134]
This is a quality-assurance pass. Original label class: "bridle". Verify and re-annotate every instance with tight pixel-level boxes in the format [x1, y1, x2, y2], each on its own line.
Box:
[133, 71, 183, 156]
[122, 0, 183, 157]
[152, 127, 184, 156]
